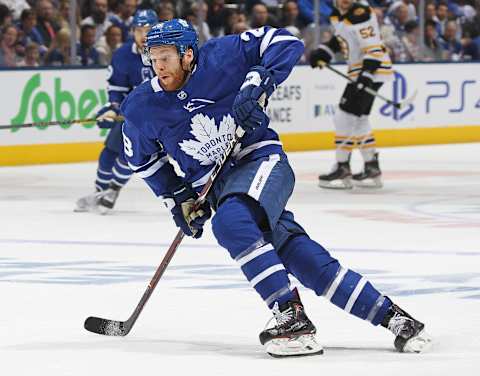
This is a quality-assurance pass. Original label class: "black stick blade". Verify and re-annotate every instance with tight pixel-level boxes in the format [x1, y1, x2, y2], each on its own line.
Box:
[84, 316, 129, 336]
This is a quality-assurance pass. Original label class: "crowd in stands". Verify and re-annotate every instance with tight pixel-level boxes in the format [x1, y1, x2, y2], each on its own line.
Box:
[1, 0, 479, 68]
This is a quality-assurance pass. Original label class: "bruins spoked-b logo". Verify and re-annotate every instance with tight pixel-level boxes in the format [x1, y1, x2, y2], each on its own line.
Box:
[179, 113, 236, 165]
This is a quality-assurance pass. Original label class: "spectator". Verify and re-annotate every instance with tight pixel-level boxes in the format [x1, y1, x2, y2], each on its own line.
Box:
[224, 8, 247, 35]
[281, 0, 302, 29]
[385, 3, 410, 34]
[81, 0, 112, 43]
[156, 1, 175, 21]
[56, 0, 80, 36]
[76, 24, 100, 65]
[110, 0, 136, 41]
[400, 20, 422, 61]
[35, 0, 59, 48]
[387, 0, 416, 22]
[18, 42, 40, 67]
[434, 1, 449, 36]
[232, 21, 249, 35]
[207, 0, 229, 37]
[184, 3, 212, 44]
[440, 19, 463, 60]
[0, 0, 30, 20]
[96, 24, 122, 64]
[0, 4, 12, 29]
[45, 28, 71, 66]
[17, 9, 47, 55]
[425, 1, 437, 21]
[423, 19, 445, 61]
[249, 2, 279, 28]
[0, 24, 19, 67]
[297, 0, 334, 27]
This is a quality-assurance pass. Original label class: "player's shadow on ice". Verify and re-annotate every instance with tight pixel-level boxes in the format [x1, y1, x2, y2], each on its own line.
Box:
[8, 339, 393, 358]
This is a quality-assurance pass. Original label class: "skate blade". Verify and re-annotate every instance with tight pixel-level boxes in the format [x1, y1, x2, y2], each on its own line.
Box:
[97, 205, 112, 216]
[318, 178, 353, 190]
[265, 334, 324, 358]
[402, 330, 433, 353]
[353, 177, 383, 189]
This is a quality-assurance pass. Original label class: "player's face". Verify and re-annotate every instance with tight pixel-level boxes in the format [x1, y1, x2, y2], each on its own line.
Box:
[150, 45, 194, 91]
[133, 26, 151, 50]
[336, 0, 353, 14]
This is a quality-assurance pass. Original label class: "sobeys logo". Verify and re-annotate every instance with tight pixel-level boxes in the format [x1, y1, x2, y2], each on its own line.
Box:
[9, 73, 107, 133]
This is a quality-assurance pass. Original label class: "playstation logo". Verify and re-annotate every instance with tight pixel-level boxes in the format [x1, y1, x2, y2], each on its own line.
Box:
[380, 72, 414, 121]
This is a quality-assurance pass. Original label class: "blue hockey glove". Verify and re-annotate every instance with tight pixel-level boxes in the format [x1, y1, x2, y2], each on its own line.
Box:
[96, 102, 122, 129]
[232, 66, 276, 135]
[164, 184, 212, 239]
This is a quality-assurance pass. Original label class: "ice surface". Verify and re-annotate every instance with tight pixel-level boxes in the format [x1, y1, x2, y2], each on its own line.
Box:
[1, 144, 479, 375]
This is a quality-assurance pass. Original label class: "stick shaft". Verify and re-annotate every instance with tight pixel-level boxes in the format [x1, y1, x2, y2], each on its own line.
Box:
[115, 126, 246, 333]
[0, 116, 124, 130]
[325, 64, 398, 108]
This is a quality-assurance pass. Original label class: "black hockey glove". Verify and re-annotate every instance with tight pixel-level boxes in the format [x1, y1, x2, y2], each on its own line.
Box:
[309, 47, 333, 69]
[164, 183, 211, 239]
[96, 102, 122, 129]
[232, 66, 276, 135]
[354, 71, 375, 94]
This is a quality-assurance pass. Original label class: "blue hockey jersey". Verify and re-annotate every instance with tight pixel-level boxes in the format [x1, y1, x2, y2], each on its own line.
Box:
[107, 40, 154, 104]
[121, 27, 304, 197]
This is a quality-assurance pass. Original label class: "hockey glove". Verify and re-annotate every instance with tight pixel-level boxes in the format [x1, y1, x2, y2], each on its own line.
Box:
[232, 66, 276, 135]
[96, 102, 122, 129]
[164, 184, 212, 239]
[309, 47, 333, 69]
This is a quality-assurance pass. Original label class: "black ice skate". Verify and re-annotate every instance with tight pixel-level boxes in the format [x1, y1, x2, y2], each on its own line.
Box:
[352, 153, 383, 188]
[259, 289, 323, 357]
[98, 182, 122, 215]
[318, 161, 353, 189]
[382, 303, 432, 353]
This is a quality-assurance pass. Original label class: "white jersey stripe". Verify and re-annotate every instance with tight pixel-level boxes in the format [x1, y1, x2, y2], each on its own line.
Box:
[324, 267, 348, 301]
[247, 154, 280, 201]
[135, 156, 169, 178]
[127, 152, 159, 170]
[108, 85, 130, 92]
[344, 277, 367, 313]
[234, 140, 282, 161]
[236, 243, 274, 267]
[259, 28, 277, 57]
[268, 35, 301, 47]
[112, 167, 132, 180]
[250, 264, 285, 287]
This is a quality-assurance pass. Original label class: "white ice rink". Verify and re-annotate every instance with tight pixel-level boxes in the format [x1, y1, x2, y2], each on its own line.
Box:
[1, 143, 479, 375]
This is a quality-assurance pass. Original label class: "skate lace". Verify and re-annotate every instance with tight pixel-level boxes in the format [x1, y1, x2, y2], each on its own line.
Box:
[264, 302, 294, 329]
[387, 312, 412, 337]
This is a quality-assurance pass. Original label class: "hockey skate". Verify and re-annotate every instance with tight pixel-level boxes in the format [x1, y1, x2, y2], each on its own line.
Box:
[97, 183, 121, 215]
[382, 303, 432, 353]
[318, 161, 353, 189]
[352, 153, 383, 188]
[74, 190, 105, 213]
[259, 289, 323, 357]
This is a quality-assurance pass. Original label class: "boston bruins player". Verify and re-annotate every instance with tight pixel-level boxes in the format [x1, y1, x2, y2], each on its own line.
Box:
[310, 0, 393, 189]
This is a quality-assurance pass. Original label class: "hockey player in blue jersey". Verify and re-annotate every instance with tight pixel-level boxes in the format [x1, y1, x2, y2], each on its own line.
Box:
[121, 19, 432, 357]
[75, 9, 158, 214]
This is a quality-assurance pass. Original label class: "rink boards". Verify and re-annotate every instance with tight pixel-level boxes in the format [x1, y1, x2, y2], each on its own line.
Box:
[0, 63, 479, 166]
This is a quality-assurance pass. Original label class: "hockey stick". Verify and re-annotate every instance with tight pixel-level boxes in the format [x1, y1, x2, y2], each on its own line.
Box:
[324, 64, 417, 110]
[0, 116, 124, 130]
[84, 125, 246, 337]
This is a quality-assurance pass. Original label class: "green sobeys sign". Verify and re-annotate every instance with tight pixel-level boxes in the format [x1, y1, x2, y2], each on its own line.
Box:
[9, 73, 108, 133]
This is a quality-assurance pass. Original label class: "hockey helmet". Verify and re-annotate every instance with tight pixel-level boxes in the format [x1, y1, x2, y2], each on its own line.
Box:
[145, 18, 198, 59]
[132, 9, 158, 28]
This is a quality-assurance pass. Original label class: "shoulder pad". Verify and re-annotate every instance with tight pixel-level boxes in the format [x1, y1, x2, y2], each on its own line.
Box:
[345, 3, 371, 25]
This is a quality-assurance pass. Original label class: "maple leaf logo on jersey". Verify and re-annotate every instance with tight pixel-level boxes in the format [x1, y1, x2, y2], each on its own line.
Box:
[179, 113, 236, 165]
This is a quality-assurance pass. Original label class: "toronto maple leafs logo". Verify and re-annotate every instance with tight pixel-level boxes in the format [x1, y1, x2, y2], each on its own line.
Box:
[179, 113, 236, 165]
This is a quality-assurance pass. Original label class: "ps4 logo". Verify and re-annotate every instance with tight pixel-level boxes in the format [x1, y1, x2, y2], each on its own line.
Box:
[380, 72, 414, 121]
